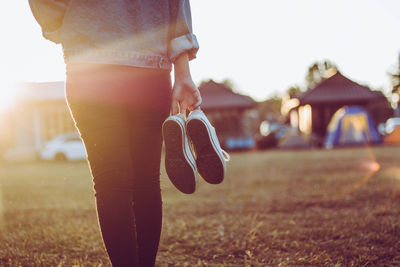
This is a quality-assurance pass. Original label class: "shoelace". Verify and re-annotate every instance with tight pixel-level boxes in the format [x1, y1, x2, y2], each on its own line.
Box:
[183, 109, 230, 162]
[221, 149, 231, 161]
[209, 125, 230, 162]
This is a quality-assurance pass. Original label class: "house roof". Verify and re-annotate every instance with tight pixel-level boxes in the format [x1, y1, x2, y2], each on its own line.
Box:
[16, 80, 258, 110]
[199, 80, 256, 110]
[17, 81, 65, 102]
[299, 72, 384, 105]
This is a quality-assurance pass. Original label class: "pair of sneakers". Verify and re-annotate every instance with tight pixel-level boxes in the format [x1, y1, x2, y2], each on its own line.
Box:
[162, 109, 230, 194]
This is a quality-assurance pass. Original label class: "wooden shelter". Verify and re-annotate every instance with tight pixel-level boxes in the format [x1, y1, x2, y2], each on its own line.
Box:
[293, 71, 386, 143]
[199, 80, 257, 149]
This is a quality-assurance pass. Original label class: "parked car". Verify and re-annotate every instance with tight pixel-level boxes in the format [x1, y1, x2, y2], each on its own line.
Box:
[224, 135, 255, 150]
[40, 132, 86, 161]
[385, 117, 400, 134]
[256, 121, 289, 149]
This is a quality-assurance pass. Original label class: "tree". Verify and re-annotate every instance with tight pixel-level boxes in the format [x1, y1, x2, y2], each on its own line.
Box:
[221, 78, 235, 91]
[285, 85, 302, 98]
[305, 60, 338, 89]
[389, 53, 400, 103]
[257, 96, 281, 121]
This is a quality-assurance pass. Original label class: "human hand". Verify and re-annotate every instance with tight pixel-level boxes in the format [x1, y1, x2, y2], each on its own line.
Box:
[171, 53, 202, 115]
[171, 76, 202, 115]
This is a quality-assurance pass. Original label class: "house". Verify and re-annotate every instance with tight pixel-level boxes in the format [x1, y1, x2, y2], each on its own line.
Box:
[395, 105, 400, 117]
[285, 71, 388, 145]
[2, 82, 76, 161]
[198, 80, 257, 150]
[1, 79, 258, 161]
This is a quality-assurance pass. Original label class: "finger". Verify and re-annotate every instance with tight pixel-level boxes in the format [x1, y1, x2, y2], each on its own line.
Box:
[185, 93, 201, 111]
[189, 100, 202, 111]
[193, 89, 200, 99]
[187, 84, 198, 93]
[180, 99, 189, 113]
[190, 102, 201, 111]
[194, 96, 202, 109]
[171, 100, 180, 115]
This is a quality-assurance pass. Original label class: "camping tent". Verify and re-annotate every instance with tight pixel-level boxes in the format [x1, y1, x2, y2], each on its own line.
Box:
[384, 126, 400, 145]
[325, 106, 382, 148]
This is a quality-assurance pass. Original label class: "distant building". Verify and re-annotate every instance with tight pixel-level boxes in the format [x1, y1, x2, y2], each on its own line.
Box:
[283, 71, 389, 145]
[3, 82, 76, 161]
[199, 80, 257, 150]
[1, 80, 258, 160]
[395, 105, 400, 117]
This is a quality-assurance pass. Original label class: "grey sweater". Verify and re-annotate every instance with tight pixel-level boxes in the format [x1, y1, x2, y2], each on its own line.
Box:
[29, 0, 199, 70]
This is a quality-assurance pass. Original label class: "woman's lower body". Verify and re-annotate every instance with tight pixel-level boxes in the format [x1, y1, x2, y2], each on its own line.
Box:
[65, 63, 172, 267]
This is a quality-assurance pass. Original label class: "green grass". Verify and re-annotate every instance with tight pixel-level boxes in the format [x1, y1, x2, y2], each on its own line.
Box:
[1, 146, 400, 266]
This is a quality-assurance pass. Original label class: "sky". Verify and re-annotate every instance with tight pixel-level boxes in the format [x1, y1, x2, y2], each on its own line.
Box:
[0, 0, 399, 110]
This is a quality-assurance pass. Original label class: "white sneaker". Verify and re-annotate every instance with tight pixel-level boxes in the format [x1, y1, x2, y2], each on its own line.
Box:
[162, 113, 198, 194]
[186, 109, 230, 184]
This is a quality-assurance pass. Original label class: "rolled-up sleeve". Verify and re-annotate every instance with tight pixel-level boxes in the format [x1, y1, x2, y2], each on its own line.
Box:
[168, 0, 199, 62]
[28, 0, 68, 44]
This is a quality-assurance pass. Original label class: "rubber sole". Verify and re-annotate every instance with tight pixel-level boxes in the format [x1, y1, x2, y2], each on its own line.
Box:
[186, 119, 224, 184]
[163, 120, 196, 194]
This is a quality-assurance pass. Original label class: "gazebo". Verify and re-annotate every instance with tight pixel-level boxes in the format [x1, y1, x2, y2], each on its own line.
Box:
[293, 71, 386, 143]
[199, 80, 257, 149]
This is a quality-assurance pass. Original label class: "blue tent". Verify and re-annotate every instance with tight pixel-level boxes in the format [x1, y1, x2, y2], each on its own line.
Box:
[325, 106, 382, 148]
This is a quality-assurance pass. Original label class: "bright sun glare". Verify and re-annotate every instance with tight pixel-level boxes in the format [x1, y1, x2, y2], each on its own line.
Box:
[0, 81, 17, 111]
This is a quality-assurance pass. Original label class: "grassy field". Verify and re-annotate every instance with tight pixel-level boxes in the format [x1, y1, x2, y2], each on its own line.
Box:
[1, 146, 400, 266]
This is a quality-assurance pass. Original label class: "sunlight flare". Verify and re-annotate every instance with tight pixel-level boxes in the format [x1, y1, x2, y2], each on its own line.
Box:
[347, 148, 380, 195]
[362, 161, 381, 172]
[0, 183, 4, 230]
[0, 81, 17, 111]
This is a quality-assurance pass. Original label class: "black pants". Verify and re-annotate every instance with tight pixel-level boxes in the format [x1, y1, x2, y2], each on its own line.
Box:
[66, 63, 172, 267]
